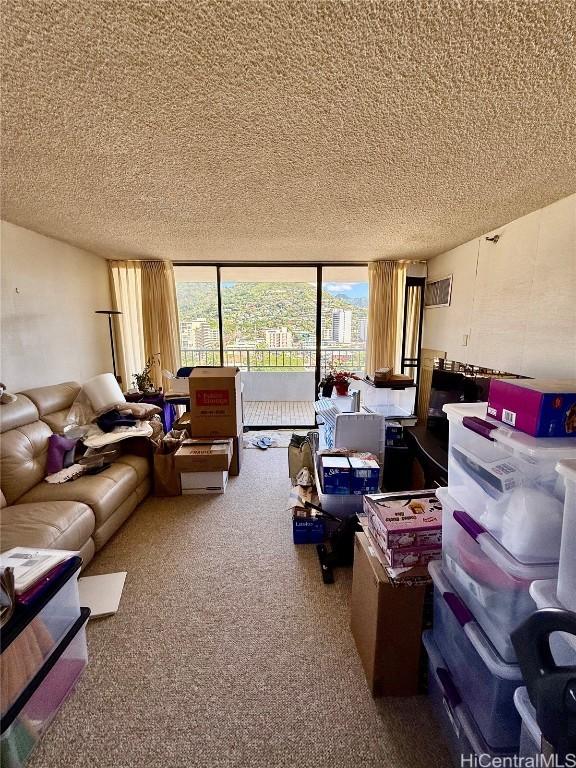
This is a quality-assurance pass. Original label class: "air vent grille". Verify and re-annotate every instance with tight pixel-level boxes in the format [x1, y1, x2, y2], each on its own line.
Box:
[425, 275, 452, 307]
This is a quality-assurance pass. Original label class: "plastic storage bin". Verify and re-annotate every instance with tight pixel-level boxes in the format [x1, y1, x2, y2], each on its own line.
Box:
[0, 557, 82, 716]
[429, 561, 522, 750]
[422, 631, 515, 765]
[313, 452, 364, 517]
[514, 687, 541, 759]
[437, 486, 558, 662]
[557, 459, 576, 612]
[529, 579, 576, 666]
[1, 608, 90, 768]
[443, 403, 576, 564]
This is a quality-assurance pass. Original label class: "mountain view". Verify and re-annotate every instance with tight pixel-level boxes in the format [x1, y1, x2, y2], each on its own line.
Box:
[176, 281, 368, 349]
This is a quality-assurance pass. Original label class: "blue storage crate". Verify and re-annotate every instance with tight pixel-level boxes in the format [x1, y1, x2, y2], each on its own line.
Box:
[292, 516, 325, 544]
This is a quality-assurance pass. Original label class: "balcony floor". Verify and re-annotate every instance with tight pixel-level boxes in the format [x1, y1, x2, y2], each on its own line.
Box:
[244, 400, 316, 427]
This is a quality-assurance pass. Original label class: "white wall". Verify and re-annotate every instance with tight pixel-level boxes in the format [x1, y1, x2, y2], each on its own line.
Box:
[1, 221, 113, 391]
[422, 194, 576, 378]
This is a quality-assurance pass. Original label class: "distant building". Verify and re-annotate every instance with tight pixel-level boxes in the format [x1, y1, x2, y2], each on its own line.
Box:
[265, 327, 293, 348]
[358, 318, 368, 343]
[180, 319, 218, 349]
[331, 310, 352, 343]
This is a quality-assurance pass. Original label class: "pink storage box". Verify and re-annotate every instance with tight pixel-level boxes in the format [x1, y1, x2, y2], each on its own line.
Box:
[383, 543, 441, 568]
[363, 491, 442, 549]
[488, 378, 576, 438]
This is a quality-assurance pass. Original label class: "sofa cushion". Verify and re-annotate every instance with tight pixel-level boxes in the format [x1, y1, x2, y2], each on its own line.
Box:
[0, 501, 95, 552]
[18, 455, 149, 529]
[1, 420, 53, 504]
[21, 382, 80, 417]
[0, 395, 39, 434]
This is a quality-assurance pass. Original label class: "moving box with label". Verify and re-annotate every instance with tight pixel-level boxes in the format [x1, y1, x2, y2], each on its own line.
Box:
[174, 439, 233, 473]
[188, 367, 243, 438]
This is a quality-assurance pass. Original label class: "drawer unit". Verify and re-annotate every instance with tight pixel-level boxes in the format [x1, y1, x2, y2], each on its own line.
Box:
[0, 557, 82, 717]
[429, 561, 522, 751]
[422, 631, 515, 766]
[437, 486, 558, 662]
[443, 403, 575, 565]
[1, 608, 90, 768]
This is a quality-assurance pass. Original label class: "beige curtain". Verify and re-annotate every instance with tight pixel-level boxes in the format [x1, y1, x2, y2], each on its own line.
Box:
[141, 261, 180, 389]
[109, 260, 180, 390]
[109, 262, 145, 389]
[365, 261, 407, 377]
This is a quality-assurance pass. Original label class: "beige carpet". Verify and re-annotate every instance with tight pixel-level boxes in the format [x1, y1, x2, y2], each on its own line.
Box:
[30, 449, 451, 768]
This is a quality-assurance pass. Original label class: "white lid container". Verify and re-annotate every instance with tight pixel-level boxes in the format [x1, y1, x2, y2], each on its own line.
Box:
[529, 579, 576, 666]
[557, 459, 576, 611]
[443, 403, 575, 564]
[437, 485, 558, 663]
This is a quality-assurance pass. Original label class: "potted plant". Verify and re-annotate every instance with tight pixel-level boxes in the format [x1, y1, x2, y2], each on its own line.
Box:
[333, 370, 359, 396]
[319, 372, 335, 397]
[132, 357, 157, 394]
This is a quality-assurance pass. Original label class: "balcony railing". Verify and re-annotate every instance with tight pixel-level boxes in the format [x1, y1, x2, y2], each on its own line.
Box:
[180, 347, 366, 373]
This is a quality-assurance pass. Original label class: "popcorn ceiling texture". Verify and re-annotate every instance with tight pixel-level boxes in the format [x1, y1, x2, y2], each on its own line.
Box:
[2, 0, 576, 263]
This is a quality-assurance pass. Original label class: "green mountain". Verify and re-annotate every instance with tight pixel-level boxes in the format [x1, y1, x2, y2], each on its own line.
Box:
[176, 282, 367, 347]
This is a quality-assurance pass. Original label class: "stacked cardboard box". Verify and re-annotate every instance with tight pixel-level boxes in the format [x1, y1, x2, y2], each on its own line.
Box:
[173, 367, 244, 494]
[363, 491, 443, 569]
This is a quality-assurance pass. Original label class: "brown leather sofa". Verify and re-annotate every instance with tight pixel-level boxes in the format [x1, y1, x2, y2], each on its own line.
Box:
[0, 381, 151, 566]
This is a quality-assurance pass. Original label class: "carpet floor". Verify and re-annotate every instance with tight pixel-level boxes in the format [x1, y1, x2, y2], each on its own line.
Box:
[30, 449, 451, 768]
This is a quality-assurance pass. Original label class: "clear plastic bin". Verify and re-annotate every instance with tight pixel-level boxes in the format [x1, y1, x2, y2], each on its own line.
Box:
[443, 403, 576, 565]
[529, 579, 576, 666]
[557, 459, 576, 612]
[437, 486, 558, 662]
[422, 631, 515, 765]
[514, 687, 541, 759]
[1, 608, 89, 768]
[0, 558, 82, 717]
[429, 561, 522, 750]
[313, 452, 364, 517]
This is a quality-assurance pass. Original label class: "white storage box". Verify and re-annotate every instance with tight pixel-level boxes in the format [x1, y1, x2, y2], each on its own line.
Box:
[423, 631, 515, 765]
[437, 486, 558, 663]
[557, 459, 576, 611]
[181, 470, 228, 494]
[444, 403, 576, 564]
[514, 687, 541, 759]
[529, 579, 576, 666]
[361, 383, 416, 417]
[429, 562, 522, 750]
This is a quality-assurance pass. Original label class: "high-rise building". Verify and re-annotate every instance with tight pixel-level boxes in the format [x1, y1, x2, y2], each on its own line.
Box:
[331, 310, 352, 343]
[358, 318, 368, 343]
[265, 327, 293, 348]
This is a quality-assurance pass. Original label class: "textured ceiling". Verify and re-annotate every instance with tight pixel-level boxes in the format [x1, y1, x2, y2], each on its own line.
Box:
[1, 0, 576, 263]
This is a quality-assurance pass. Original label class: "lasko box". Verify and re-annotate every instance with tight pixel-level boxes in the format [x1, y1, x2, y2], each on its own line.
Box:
[488, 378, 576, 438]
[188, 367, 242, 437]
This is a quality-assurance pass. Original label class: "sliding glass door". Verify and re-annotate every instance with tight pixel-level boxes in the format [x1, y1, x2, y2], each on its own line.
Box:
[174, 266, 222, 368]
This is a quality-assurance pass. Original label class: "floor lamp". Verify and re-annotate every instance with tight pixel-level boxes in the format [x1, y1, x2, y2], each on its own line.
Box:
[95, 310, 122, 382]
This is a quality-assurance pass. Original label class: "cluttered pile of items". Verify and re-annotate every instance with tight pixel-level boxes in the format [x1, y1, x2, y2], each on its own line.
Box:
[153, 367, 243, 496]
[0, 548, 90, 767]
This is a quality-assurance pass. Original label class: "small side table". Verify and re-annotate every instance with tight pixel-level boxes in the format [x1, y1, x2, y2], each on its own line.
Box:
[124, 392, 176, 432]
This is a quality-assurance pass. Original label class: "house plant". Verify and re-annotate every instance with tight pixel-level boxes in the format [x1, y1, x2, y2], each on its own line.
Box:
[319, 372, 335, 397]
[132, 357, 157, 394]
[333, 370, 359, 396]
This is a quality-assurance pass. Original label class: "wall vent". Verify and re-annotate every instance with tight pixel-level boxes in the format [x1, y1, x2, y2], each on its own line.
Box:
[425, 275, 452, 308]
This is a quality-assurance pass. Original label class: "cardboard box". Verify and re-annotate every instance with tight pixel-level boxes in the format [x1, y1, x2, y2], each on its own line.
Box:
[174, 439, 233, 473]
[188, 367, 243, 437]
[350, 532, 427, 697]
[321, 456, 351, 495]
[349, 457, 380, 495]
[363, 492, 442, 549]
[229, 432, 243, 477]
[487, 378, 576, 437]
[292, 509, 325, 544]
[181, 470, 228, 494]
